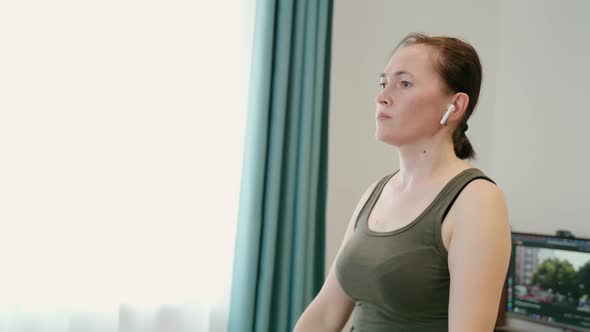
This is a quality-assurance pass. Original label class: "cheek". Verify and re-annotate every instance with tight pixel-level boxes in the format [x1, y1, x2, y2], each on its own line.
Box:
[397, 94, 440, 126]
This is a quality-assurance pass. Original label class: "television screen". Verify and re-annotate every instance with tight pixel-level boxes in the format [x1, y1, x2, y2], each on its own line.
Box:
[507, 232, 590, 331]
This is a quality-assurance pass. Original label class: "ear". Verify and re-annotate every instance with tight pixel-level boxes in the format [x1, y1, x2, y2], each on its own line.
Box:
[448, 92, 469, 123]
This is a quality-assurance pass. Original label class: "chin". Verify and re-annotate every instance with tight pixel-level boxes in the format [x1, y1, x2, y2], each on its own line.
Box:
[375, 130, 403, 147]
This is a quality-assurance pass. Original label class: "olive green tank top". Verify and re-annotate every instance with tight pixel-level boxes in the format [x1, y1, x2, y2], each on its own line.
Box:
[335, 168, 495, 332]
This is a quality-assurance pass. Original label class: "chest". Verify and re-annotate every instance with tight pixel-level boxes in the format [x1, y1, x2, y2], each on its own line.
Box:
[335, 225, 451, 313]
[366, 184, 455, 250]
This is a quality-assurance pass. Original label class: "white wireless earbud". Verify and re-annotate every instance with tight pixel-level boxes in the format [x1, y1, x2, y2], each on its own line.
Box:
[440, 104, 456, 125]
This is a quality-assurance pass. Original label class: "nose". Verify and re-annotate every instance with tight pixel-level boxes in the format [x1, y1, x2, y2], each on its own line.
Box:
[375, 89, 391, 106]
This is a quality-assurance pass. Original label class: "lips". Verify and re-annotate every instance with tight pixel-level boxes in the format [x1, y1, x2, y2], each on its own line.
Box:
[376, 111, 391, 119]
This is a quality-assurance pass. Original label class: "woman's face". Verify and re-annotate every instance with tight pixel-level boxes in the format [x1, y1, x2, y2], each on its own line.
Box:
[375, 44, 451, 146]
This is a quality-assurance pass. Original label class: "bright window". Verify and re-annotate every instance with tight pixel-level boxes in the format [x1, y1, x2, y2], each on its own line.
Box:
[0, 0, 254, 330]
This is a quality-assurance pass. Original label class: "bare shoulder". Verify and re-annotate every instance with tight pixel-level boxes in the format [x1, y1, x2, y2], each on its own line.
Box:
[443, 177, 510, 254]
[447, 178, 512, 330]
[451, 178, 509, 238]
[459, 175, 506, 208]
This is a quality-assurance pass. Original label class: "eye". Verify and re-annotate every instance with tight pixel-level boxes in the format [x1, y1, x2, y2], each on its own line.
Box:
[379, 76, 387, 88]
[400, 80, 412, 88]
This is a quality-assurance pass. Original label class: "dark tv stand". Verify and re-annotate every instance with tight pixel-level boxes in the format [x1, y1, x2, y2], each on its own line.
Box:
[494, 326, 528, 332]
[494, 326, 578, 332]
[495, 324, 583, 331]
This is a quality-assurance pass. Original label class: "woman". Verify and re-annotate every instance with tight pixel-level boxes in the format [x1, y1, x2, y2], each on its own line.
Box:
[294, 33, 511, 332]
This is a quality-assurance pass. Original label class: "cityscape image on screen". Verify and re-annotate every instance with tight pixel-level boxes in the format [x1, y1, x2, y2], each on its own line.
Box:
[507, 233, 590, 331]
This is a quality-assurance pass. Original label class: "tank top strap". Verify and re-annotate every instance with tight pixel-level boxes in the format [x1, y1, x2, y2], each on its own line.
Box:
[421, 168, 495, 259]
[428, 168, 496, 222]
[354, 171, 398, 230]
[353, 168, 494, 232]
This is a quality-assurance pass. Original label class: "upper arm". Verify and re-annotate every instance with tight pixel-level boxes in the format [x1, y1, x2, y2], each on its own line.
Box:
[447, 179, 511, 332]
[301, 179, 379, 330]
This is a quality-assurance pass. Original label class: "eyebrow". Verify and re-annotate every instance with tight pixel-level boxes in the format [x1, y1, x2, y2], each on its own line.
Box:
[380, 70, 413, 78]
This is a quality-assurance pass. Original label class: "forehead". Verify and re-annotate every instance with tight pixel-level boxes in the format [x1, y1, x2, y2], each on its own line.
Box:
[384, 44, 437, 78]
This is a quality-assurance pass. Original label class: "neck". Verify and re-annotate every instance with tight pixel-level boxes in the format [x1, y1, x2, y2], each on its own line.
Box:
[396, 136, 465, 188]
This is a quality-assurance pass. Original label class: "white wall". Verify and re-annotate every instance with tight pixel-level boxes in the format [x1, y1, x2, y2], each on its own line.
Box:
[491, 0, 590, 237]
[328, 0, 590, 331]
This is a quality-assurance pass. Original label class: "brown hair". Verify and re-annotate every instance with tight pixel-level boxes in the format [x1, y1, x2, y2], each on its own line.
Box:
[393, 32, 482, 160]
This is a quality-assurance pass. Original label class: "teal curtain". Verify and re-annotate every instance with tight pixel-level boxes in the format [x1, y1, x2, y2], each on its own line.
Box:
[228, 0, 333, 331]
